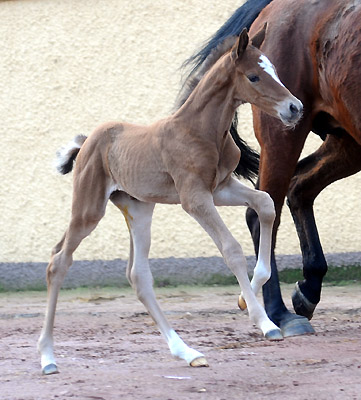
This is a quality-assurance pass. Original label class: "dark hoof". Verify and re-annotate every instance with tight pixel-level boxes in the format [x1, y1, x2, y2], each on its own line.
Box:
[292, 281, 317, 320]
[42, 363, 59, 375]
[280, 314, 315, 338]
[265, 328, 283, 341]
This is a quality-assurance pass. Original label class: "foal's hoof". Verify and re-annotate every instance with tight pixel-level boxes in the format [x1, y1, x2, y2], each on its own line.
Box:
[42, 363, 59, 375]
[280, 314, 315, 338]
[190, 357, 209, 368]
[238, 295, 247, 311]
[292, 282, 317, 320]
[265, 328, 283, 341]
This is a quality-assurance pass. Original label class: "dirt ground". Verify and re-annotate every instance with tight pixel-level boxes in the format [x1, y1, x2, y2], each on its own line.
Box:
[0, 284, 361, 400]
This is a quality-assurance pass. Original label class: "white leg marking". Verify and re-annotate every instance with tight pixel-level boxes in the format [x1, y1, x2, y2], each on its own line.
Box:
[166, 330, 205, 365]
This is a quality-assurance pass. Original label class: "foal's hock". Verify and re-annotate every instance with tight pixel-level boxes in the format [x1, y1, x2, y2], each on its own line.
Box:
[38, 28, 302, 375]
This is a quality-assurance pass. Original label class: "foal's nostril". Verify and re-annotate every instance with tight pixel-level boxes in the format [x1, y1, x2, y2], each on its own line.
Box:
[290, 103, 299, 115]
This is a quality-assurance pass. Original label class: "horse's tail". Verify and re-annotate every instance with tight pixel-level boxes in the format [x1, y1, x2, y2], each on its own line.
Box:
[230, 113, 259, 182]
[55, 134, 87, 175]
[180, 0, 274, 183]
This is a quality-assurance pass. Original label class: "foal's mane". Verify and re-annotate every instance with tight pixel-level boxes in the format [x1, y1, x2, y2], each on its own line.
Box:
[175, 35, 260, 183]
[175, 36, 237, 110]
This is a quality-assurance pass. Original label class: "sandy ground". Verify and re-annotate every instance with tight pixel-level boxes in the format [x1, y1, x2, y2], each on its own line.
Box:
[0, 284, 361, 400]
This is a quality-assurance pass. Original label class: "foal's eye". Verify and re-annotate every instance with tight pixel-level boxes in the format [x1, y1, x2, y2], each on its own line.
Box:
[248, 75, 260, 83]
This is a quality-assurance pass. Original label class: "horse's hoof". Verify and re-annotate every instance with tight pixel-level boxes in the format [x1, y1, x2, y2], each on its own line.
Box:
[42, 363, 59, 375]
[238, 295, 247, 310]
[190, 357, 209, 367]
[292, 281, 317, 320]
[280, 314, 315, 338]
[265, 328, 283, 341]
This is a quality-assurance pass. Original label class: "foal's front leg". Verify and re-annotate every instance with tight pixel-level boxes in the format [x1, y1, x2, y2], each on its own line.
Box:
[214, 177, 275, 303]
[112, 194, 208, 367]
[180, 177, 282, 340]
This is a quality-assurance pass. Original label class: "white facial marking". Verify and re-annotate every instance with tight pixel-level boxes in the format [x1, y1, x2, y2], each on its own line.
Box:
[259, 54, 285, 87]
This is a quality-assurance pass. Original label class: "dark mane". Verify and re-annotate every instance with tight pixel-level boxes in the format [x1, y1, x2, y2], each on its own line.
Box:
[177, 0, 274, 183]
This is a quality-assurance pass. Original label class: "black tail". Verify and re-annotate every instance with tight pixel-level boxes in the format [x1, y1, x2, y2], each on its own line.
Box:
[55, 134, 87, 175]
[230, 112, 259, 183]
[181, 0, 274, 183]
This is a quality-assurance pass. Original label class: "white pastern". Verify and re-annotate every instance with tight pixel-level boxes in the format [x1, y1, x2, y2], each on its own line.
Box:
[258, 54, 285, 87]
[167, 329, 204, 365]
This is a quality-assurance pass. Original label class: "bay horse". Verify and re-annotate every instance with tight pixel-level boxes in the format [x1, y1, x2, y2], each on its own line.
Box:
[38, 28, 303, 375]
[181, 0, 361, 336]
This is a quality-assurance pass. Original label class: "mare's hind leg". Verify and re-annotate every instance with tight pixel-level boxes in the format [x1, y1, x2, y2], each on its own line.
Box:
[111, 192, 208, 367]
[287, 133, 361, 319]
[180, 179, 282, 341]
[38, 179, 109, 375]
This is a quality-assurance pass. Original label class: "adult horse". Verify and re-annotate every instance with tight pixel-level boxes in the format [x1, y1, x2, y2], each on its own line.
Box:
[180, 0, 361, 336]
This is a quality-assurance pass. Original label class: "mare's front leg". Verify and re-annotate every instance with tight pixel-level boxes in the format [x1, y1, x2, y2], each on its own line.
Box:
[180, 179, 282, 341]
[111, 193, 208, 367]
[247, 110, 314, 337]
[287, 133, 361, 319]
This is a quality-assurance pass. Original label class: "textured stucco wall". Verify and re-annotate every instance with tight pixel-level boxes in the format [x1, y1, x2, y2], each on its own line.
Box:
[1, 0, 361, 266]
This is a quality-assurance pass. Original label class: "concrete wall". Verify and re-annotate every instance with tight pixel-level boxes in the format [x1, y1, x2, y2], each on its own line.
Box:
[1, 0, 360, 271]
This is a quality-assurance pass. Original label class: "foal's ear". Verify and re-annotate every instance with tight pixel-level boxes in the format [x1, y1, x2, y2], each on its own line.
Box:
[231, 28, 249, 61]
[251, 23, 267, 49]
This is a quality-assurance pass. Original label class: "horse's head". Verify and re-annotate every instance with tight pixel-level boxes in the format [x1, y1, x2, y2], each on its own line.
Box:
[230, 26, 303, 128]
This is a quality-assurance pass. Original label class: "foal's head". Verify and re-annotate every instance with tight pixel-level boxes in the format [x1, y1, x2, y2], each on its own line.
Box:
[229, 26, 303, 127]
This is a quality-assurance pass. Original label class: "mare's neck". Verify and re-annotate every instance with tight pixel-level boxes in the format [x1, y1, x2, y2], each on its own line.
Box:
[174, 54, 240, 140]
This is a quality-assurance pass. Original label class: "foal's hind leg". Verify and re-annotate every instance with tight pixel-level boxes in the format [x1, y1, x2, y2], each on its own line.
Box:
[180, 178, 282, 341]
[287, 133, 361, 319]
[111, 193, 208, 367]
[38, 180, 109, 375]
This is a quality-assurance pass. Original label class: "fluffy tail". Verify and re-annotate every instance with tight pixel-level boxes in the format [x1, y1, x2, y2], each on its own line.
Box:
[55, 135, 87, 175]
[180, 0, 274, 183]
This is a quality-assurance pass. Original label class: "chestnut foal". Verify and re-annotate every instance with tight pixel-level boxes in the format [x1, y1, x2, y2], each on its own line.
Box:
[38, 28, 302, 374]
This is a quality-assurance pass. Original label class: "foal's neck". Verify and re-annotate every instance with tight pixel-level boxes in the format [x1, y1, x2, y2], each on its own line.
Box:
[174, 54, 239, 140]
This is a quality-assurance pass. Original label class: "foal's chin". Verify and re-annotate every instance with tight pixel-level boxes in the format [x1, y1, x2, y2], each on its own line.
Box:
[279, 114, 303, 130]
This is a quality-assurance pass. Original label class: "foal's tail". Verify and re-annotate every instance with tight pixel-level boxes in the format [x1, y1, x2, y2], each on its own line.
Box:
[179, 0, 274, 183]
[55, 134, 87, 175]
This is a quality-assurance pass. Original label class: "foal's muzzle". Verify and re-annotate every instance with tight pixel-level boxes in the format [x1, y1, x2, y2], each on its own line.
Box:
[279, 99, 303, 127]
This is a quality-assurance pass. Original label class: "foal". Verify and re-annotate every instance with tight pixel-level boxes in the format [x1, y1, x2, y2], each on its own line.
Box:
[38, 28, 302, 374]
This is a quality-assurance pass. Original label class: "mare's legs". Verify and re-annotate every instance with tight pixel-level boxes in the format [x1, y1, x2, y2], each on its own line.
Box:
[38, 175, 110, 375]
[288, 133, 361, 319]
[182, 178, 282, 340]
[246, 109, 314, 336]
[111, 192, 208, 367]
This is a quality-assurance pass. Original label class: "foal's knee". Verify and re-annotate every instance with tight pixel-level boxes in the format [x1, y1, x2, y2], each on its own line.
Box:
[257, 191, 276, 224]
[253, 260, 271, 285]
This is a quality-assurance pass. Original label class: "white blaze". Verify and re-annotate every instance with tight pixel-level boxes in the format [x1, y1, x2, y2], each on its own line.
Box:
[259, 54, 285, 87]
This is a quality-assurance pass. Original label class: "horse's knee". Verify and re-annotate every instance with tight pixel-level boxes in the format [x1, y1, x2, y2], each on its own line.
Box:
[257, 191, 276, 224]
[253, 261, 271, 286]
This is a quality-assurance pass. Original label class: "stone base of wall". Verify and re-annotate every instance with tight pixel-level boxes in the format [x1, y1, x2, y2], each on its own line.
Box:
[0, 253, 360, 290]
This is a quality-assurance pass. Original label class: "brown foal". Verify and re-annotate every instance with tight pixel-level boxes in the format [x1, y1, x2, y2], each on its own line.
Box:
[38, 27, 302, 374]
